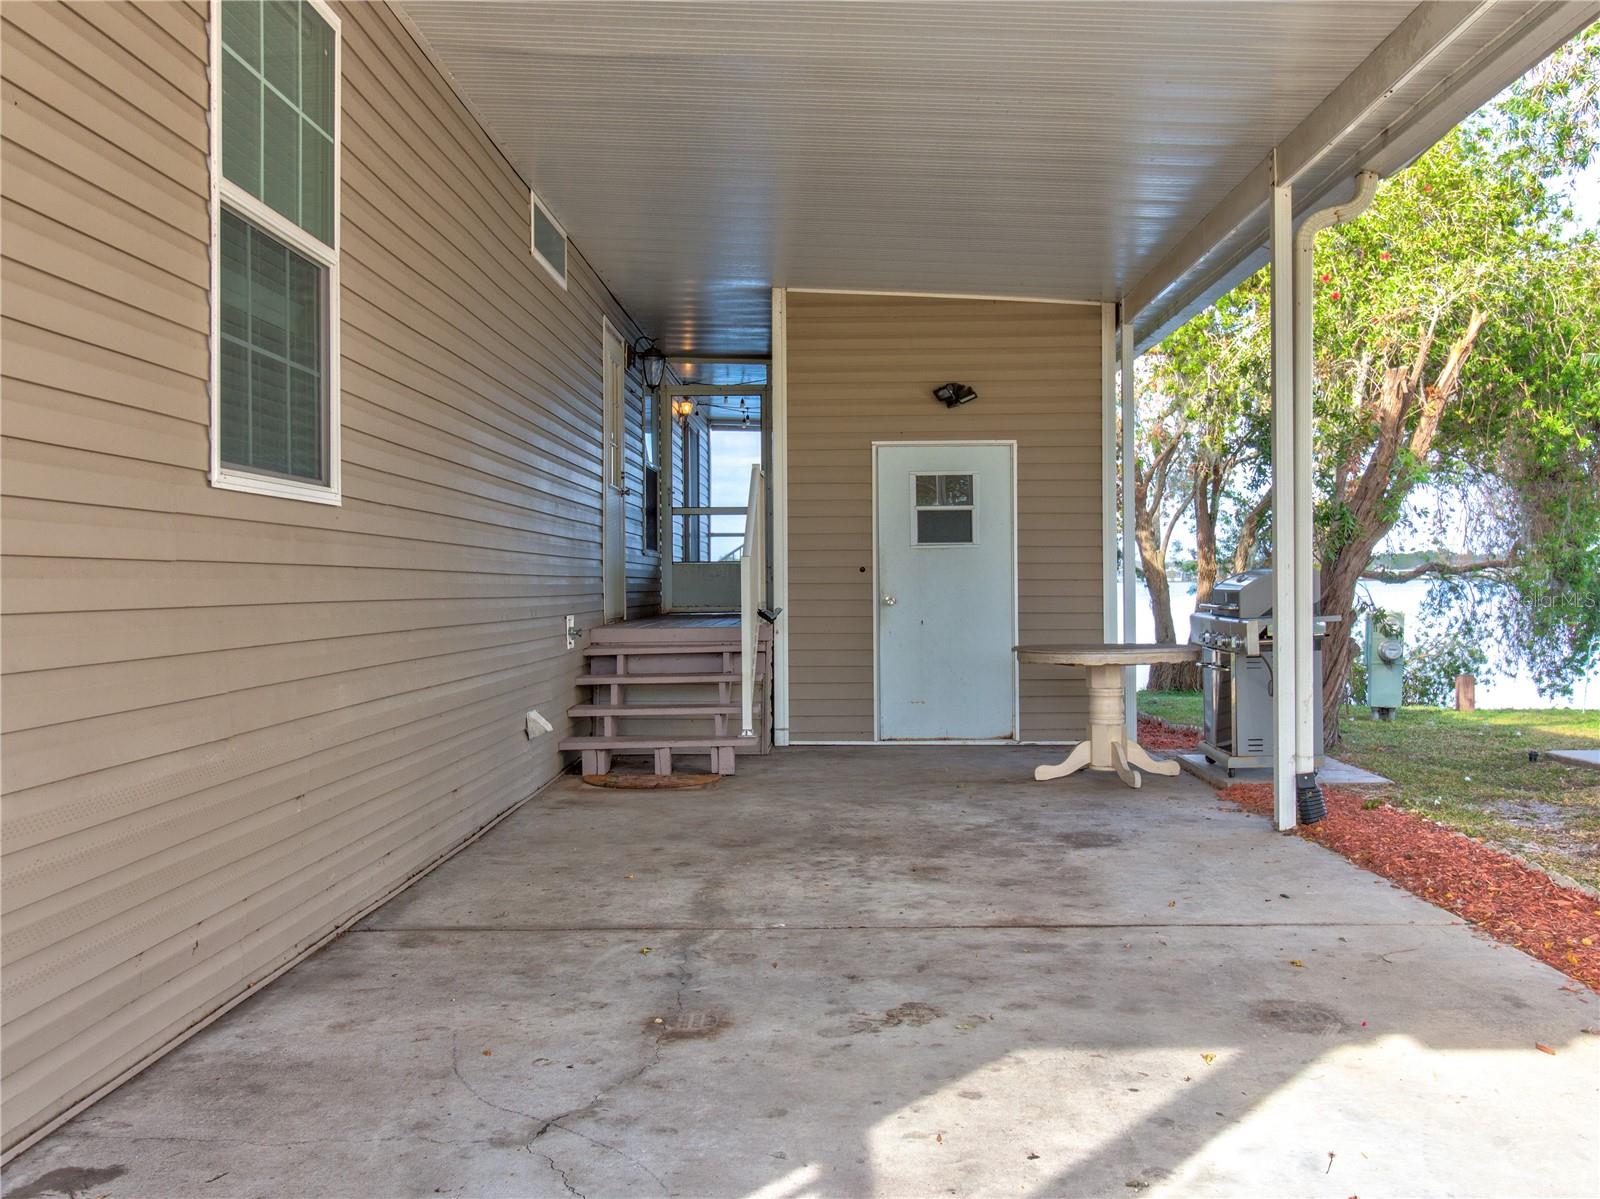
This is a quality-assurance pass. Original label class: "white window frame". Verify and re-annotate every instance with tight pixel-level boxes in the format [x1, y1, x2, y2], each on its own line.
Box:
[910, 471, 979, 547]
[208, 0, 343, 505]
[530, 189, 568, 290]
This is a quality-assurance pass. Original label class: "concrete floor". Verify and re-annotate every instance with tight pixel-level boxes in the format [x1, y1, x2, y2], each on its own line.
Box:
[6, 747, 1599, 1199]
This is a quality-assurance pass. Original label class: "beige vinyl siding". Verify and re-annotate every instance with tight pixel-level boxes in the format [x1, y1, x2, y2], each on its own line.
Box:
[784, 291, 1103, 741]
[0, 0, 658, 1151]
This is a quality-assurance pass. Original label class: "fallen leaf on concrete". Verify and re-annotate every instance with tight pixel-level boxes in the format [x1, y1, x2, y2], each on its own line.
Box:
[1582, 1027, 1600, 1035]
[1200, 1053, 1217, 1065]
[1026, 1153, 1040, 1160]
[482, 1049, 491, 1056]
[624, 874, 635, 880]
[639, 947, 652, 955]
[1535, 1042, 1556, 1055]
[935, 1132, 944, 1144]
[1289, 959, 1305, 968]
[1124, 1182, 1150, 1191]
[1167, 900, 1177, 908]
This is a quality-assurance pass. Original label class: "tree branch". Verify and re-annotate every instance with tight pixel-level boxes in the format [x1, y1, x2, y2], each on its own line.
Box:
[1160, 491, 1191, 554]
[1360, 552, 1515, 583]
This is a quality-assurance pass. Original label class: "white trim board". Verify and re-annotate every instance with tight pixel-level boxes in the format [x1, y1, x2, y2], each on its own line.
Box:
[1099, 303, 1118, 642]
[770, 287, 791, 747]
[785, 286, 1102, 308]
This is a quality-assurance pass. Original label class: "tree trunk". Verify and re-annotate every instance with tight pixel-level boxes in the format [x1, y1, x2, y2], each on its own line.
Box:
[1132, 429, 1197, 693]
[1159, 461, 1226, 696]
[1192, 462, 1225, 607]
[1319, 311, 1487, 745]
[1231, 492, 1270, 574]
[1143, 557, 1194, 691]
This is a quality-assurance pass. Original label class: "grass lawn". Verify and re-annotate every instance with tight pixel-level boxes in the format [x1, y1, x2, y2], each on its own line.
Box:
[1139, 690, 1600, 891]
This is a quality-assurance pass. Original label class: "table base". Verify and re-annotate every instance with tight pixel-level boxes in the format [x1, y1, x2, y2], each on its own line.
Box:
[1033, 663, 1180, 789]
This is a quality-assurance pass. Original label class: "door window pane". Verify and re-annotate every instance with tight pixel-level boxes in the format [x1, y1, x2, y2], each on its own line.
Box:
[917, 508, 974, 544]
[913, 473, 974, 507]
[913, 473, 975, 544]
[939, 474, 973, 505]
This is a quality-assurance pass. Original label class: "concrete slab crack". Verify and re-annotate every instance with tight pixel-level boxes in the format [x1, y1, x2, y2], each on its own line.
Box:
[450, 1006, 674, 1196]
[533, 1150, 585, 1199]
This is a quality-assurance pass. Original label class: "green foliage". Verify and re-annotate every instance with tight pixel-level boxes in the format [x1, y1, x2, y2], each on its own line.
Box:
[1141, 269, 1274, 560]
[1142, 22, 1600, 699]
[1401, 626, 1492, 708]
[1316, 25, 1600, 695]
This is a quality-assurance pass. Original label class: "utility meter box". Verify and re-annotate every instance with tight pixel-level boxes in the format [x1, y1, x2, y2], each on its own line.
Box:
[1364, 612, 1405, 719]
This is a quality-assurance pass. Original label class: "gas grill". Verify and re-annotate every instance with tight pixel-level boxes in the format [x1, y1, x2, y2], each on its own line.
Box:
[1189, 568, 1338, 773]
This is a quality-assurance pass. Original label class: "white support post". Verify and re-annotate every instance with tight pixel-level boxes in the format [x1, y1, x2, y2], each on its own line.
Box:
[1119, 312, 1138, 738]
[1292, 172, 1380, 816]
[1292, 222, 1317, 785]
[770, 288, 790, 747]
[1099, 304, 1118, 643]
[1269, 160, 1298, 832]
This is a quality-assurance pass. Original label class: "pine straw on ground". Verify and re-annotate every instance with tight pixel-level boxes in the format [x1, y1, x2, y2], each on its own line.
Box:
[1219, 781, 1600, 992]
[1137, 715, 1202, 752]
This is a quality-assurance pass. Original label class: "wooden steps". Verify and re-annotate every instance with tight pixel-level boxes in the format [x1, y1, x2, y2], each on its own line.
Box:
[562, 735, 750, 777]
[582, 642, 742, 656]
[559, 616, 775, 777]
[568, 702, 753, 717]
[575, 672, 748, 686]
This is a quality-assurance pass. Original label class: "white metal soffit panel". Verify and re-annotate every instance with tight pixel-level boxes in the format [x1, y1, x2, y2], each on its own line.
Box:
[394, 1, 1596, 355]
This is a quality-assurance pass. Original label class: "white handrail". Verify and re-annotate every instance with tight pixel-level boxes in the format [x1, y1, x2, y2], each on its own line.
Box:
[739, 464, 765, 738]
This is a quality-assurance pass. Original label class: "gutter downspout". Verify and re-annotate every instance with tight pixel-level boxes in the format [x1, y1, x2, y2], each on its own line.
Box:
[1291, 171, 1380, 822]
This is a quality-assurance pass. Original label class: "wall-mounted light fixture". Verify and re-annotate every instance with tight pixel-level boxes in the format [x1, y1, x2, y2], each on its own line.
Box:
[628, 337, 668, 389]
[671, 397, 696, 422]
[932, 382, 978, 408]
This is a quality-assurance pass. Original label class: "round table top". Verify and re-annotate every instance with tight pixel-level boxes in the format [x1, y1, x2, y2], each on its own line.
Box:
[1015, 642, 1200, 667]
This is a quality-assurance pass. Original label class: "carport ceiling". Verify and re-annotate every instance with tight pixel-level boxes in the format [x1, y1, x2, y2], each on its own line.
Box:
[395, 1, 1595, 355]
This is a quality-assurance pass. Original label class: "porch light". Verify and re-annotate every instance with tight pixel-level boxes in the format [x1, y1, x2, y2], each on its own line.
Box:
[933, 382, 978, 408]
[672, 397, 696, 420]
[630, 337, 668, 389]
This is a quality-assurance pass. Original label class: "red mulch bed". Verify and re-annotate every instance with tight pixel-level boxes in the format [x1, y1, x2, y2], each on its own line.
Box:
[1138, 715, 1201, 752]
[1218, 780, 1600, 992]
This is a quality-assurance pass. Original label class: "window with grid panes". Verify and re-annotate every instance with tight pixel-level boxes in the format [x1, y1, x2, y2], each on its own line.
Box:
[215, 0, 338, 491]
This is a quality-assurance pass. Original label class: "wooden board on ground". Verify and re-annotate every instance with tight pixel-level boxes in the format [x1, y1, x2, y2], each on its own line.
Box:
[582, 772, 721, 789]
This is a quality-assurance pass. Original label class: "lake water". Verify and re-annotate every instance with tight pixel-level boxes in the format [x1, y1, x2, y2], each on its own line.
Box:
[1138, 577, 1599, 711]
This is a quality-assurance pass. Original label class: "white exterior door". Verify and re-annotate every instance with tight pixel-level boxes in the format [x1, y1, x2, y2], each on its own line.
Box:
[601, 320, 627, 623]
[875, 442, 1016, 740]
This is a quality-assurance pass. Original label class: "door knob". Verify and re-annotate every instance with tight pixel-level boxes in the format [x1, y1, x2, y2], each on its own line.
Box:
[882, 594, 897, 606]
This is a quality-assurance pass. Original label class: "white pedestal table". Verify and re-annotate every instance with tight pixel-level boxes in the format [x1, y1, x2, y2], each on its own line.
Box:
[1014, 643, 1201, 788]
